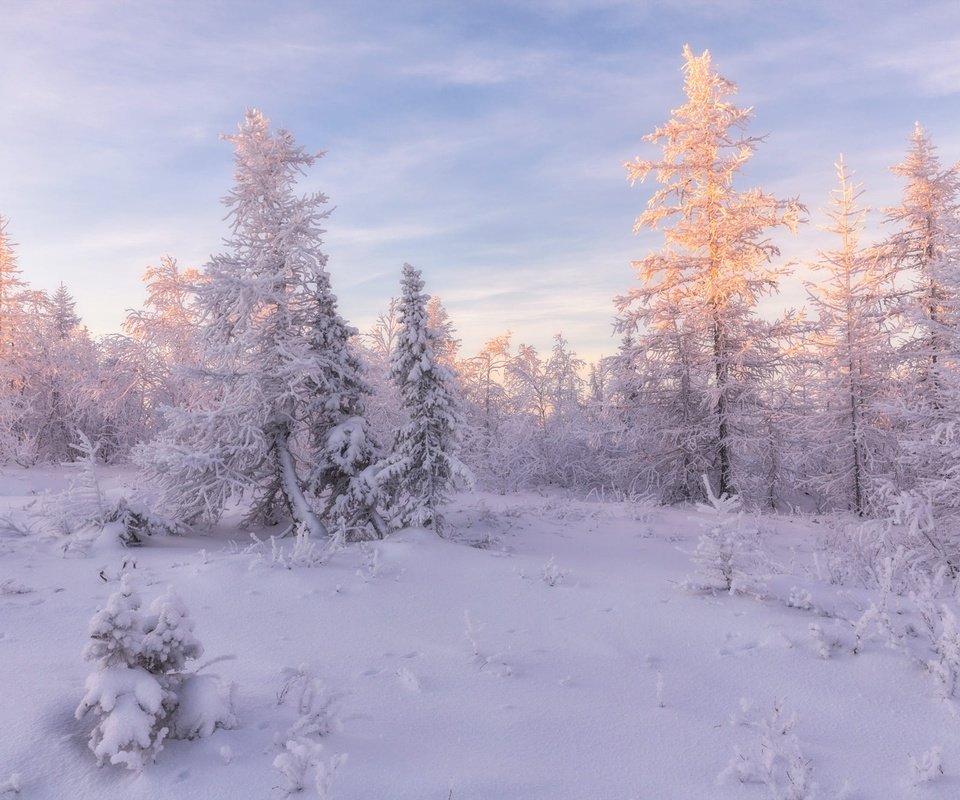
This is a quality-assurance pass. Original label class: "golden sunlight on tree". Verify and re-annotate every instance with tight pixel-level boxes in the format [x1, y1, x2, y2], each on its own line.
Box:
[616, 45, 805, 499]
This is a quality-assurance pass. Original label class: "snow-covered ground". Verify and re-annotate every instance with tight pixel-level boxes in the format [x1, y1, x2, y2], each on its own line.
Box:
[1, 467, 958, 799]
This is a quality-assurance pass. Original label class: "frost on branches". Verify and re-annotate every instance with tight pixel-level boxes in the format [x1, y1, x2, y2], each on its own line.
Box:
[883, 125, 960, 571]
[803, 157, 894, 516]
[138, 109, 383, 540]
[615, 46, 804, 505]
[378, 264, 472, 534]
[75, 576, 236, 770]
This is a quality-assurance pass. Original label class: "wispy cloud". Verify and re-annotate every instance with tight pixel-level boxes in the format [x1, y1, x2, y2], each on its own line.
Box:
[2, 0, 959, 360]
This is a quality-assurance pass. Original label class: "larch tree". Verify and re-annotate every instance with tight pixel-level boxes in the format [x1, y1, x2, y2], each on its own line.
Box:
[882, 126, 960, 569]
[140, 109, 381, 538]
[0, 217, 21, 460]
[123, 256, 204, 428]
[883, 122, 960, 409]
[378, 263, 472, 534]
[804, 157, 895, 515]
[615, 45, 804, 501]
[425, 295, 461, 371]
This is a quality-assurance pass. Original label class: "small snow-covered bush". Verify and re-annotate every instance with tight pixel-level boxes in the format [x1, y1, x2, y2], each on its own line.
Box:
[169, 674, 238, 740]
[75, 576, 235, 770]
[0, 773, 22, 796]
[273, 739, 345, 798]
[685, 476, 763, 595]
[276, 665, 342, 741]
[540, 555, 568, 587]
[903, 565, 960, 697]
[718, 699, 817, 799]
[273, 664, 345, 797]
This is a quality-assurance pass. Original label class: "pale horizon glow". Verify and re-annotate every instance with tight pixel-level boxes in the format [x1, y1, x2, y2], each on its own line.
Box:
[2, 0, 959, 362]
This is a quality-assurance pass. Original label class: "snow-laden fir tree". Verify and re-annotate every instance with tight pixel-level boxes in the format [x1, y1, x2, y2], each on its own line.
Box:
[139, 109, 382, 539]
[75, 576, 235, 769]
[803, 157, 896, 515]
[75, 577, 199, 769]
[615, 46, 804, 503]
[378, 264, 472, 533]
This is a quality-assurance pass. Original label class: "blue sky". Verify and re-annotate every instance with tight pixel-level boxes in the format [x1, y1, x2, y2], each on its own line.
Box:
[2, 0, 959, 361]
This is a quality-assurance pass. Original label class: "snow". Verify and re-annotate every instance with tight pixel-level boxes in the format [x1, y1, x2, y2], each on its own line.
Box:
[2, 468, 960, 797]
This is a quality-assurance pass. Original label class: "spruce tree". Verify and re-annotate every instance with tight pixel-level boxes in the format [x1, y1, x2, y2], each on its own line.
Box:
[379, 264, 472, 533]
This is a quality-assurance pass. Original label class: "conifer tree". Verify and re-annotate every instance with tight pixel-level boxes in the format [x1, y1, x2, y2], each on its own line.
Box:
[615, 46, 803, 501]
[378, 264, 472, 533]
[883, 123, 960, 413]
[804, 157, 895, 515]
[883, 127, 960, 568]
[51, 283, 81, 340]
[140, 110, 380, 538]
[425, 295, 461, 370]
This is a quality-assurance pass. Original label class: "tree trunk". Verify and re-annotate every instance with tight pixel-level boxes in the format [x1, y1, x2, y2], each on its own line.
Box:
[275, 432, 328, 539]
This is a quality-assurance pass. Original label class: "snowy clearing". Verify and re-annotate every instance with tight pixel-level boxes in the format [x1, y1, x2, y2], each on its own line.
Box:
[1, 468, 957, 799]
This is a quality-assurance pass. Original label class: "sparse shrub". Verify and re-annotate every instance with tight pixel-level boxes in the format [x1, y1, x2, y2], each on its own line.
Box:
[717, 699, 818, 800]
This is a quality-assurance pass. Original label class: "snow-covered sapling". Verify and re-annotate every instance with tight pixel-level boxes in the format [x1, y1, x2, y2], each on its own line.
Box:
[273, 740, 345, 799]
[808, 623, 834, 659]
[686, 476, 762, 595]
[75, 577, 175, 769]
[276, 665, 341, 741]
[717, 699, 818, 800]
[463, 610, 511, 677]
[75, 577, 235, 769]
[540, 555, 568, 587]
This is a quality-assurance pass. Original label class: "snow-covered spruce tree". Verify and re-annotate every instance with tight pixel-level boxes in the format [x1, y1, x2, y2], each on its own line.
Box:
[139, 109, 382, 539]
[75, 577, 199, 769]
[615, 46, 803, 503]
[378, 264, 472, 533]
[803, 157, 896, 515]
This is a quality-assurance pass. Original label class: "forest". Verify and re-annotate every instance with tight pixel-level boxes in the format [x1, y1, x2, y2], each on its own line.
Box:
[0, 48, 956, 564]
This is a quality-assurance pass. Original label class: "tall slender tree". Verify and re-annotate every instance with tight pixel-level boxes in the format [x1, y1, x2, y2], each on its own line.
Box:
[804, 157, 895, 515]
[882, 126, 960, 568]
[615, 46, 803, 501]
[378, 264, 471, 534]
[883, 123, 960, 412]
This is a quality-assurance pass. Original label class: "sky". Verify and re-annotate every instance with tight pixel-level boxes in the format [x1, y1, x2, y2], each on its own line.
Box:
[2, 0, 960, 362]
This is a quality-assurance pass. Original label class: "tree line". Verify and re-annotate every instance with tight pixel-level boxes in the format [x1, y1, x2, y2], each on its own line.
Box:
[1, 47, 958, 563]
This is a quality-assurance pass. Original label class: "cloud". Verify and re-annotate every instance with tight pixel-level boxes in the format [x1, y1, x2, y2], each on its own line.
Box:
[2, 0, 959, 364]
